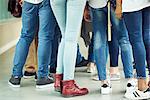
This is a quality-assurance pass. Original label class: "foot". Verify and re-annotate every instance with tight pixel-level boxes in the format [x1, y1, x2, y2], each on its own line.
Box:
[101, 83, 112, 95]
[36, 77, 54, 89]
[87, 62, 97, 75]
[54, 74, 63, 92]
[110, 73, 120, 81]
[126, 79, 137, 92]
[62, 80, 88, 97]
[91, 75, 99, 81]
[23, 71, 37, 79]
[124, 88, 150, 100]
[76, 59, 89, 67]
[8, 75, 21, 88]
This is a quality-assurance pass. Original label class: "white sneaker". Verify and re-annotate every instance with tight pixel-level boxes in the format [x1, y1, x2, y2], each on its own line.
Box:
[91, 75, 99, 81]
[124, 89, 150, 100]
[126, 79, 137, 92]
[101, 83, 112, 95]
[110, 73, 120, 81]
[87, 63, 97, 75]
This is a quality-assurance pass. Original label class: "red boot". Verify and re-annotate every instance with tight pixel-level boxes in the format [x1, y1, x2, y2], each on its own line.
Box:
[62, 80, 89, 97]
[54, 74, 63, 92]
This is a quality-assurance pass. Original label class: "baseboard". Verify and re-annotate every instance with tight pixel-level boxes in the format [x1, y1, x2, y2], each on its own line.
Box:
[0, 37, 19, 55]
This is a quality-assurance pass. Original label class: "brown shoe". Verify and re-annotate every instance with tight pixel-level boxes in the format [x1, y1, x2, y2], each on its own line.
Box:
[62, 80, 88, 97]
[54, 74, 63, 92]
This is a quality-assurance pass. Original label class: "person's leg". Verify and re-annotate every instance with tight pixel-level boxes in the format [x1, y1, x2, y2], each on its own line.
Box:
[91, 7, 108, 81]
[12, 2, 38, 78]
[76, 44, 88, 67]
[88, 33, 95, 63]
[90, 6, 112, 94]
[24, 39, 37, 78]
[51, 0, 66, 75]
[108, 29, 120, 75]
[76, 44, 84, 65]
[142, 7, 150, 77]
[124, 11, 147, 91]
[63, 0, 87, 80]
[37, 0, 56, 78]
[49, 24, 61, 74]
[87, 32, 97, 74]
[8, 1, 38, 87]
[25, 39, 37, 70]
[111, 8, 133, 79]
[108, 32, 120, 80]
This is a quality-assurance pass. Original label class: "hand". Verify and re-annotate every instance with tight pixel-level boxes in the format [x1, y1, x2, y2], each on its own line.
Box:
[19, 0, 23, 6]
[83, 7, 91, 22]
[115, 5, 122, 19]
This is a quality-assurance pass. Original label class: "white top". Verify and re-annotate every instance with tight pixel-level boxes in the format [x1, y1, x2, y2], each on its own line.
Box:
[88, 0, 108, 8]
[122, 0, 150, 12]
[24, 0, 43, 4]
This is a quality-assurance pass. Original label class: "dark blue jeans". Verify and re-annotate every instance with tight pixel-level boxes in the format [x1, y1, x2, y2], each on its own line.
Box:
[90, 6, 133, 80]
[108, 33, 119, 67]
[123, 7, 150, 78]
[12, 0, 56, 78]
[88, 33, 95, 63]
[49, 23, 61, 73]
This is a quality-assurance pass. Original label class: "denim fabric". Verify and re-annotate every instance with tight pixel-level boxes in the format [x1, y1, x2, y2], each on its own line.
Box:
[90, 6, 133, 80]
[49, 23, 61, 73]
[124, 7, 150, 78]
[13, 0, 55, 78]
[51, 0, 87, 80]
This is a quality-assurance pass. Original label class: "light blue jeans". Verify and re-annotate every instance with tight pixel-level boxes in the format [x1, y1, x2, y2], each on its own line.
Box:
[50, 0, 87, 80]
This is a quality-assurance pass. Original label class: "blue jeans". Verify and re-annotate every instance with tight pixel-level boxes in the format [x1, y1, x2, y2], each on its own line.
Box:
[51, 0, 87, 80]
[49, 23, 61, 73]
[90, 6, 133, 80]
[142, 7, 150, 75]
[88, 33, 95, 63]
[76, 44, 85, 65]
[123, 7, 150, 78]
[108, 38, 119, 67]
[12, 0, 55, 78]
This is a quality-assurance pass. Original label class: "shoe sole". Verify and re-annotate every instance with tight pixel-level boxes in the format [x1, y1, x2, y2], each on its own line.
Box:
[36, 83, 54, 89]
[101, 88, 112, 95]
[124, 95, 150, 100]
[55, 87, 61, 92]
[110, 78, 120, 81]
[62, 92, 88, 98]
[8, 81, 20, 88]
[23, 76, 35, 79]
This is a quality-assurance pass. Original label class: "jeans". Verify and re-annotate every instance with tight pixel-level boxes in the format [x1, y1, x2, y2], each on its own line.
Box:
[12, 0, 55, 78]
[51, 0, 87, 80]
[88, 33, 95, 63]
[142, 7, 150, 75]
[124, 7, 150, 78]
[49, 23, 61, 73]
[76, 44, 85, 65]
[90, 6, 133, 80]
[108, 35, 119, 67]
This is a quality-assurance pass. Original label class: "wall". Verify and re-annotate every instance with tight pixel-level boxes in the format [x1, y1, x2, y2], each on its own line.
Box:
[0, 19, 22, 55]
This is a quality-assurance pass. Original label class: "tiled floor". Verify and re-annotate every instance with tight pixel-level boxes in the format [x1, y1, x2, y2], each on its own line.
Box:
[0, 47, 148, 100]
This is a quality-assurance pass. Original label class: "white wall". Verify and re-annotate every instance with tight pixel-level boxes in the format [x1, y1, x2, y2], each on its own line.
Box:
[0, 18, 22, 55]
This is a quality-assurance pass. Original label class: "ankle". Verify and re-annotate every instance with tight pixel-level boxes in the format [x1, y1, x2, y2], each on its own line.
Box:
[110, 67, 119, 74]
[138, 79, 148, 91]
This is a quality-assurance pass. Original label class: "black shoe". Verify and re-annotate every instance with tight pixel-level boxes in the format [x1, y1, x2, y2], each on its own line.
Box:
[8, 75, 21, 88]
[36, 77, 54, 89]
[23, 71, 37, 79]
[48, 73, 55, 82]
[76, 59, 89, 67]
